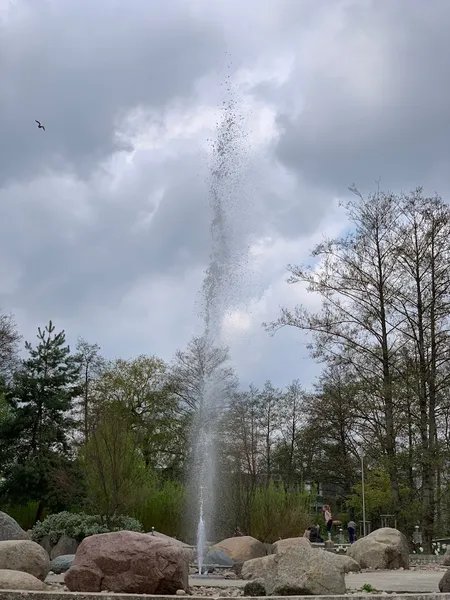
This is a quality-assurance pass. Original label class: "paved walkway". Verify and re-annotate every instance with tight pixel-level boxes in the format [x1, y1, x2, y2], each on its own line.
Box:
[346, 571, 443, 593]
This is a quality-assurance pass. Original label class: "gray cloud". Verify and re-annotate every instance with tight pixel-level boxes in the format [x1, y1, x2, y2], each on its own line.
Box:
[0, 0, 225, 185]
[2, 0, 449, 389]
[275, 0, 450, 196]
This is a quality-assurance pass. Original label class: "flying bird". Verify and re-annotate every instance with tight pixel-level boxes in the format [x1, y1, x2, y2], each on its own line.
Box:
[35, 120, 45, 131]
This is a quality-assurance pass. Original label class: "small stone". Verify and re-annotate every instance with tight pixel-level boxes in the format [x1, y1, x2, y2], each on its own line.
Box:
[224, 571, 237, 579]
[177, 590, 187, 595]
[243, 580, 266, 596]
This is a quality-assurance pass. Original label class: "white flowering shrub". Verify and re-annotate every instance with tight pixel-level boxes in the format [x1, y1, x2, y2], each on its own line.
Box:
[31, 511, 143, 544]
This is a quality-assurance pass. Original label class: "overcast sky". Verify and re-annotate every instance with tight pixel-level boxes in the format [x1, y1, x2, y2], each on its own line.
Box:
[1, 0, 450, 390]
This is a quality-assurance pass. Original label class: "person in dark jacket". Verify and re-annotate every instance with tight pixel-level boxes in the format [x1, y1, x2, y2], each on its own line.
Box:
[308, 524, 323, 543]
[347, 519, 356, 543]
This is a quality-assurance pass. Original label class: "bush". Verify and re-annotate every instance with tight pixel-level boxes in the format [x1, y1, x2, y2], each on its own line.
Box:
[132, 480, 186, 537]
[0, 502, 42, 531]
[31, 511, 143, 544]
[249, 482, 311, 543]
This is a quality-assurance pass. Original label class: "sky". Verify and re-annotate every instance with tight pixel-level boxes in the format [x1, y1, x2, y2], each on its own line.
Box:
[1, 0, 450, 390]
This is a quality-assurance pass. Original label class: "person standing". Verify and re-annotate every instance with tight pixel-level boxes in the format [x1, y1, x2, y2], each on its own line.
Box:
[347, 519, 356, 544]
[323, 505, 333, 539]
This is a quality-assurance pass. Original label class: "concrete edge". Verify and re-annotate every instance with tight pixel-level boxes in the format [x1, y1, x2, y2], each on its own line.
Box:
[0, 594, 449, 600]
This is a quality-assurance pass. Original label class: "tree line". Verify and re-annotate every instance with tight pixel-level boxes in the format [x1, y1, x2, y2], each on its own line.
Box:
[0, 187, 449, 550]
[0, 319, 314, 542]
[266, 186, 450, 551]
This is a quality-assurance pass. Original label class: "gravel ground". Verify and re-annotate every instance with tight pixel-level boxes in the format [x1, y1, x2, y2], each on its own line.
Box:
[45, 566, 449, 596]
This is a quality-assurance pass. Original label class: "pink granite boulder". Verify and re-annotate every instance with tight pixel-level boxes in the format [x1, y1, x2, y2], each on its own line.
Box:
[65, 530, 189, 594]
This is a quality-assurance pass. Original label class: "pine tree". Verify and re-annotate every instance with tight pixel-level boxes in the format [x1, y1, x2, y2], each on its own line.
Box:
[0, 321, 83, 521]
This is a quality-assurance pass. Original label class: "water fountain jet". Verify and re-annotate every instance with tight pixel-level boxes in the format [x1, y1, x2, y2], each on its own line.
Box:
[190, 70, 251, 577]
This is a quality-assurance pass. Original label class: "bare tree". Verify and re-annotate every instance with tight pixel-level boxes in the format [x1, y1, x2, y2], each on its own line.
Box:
[265, 187, 404, 512]
[390, 190, 450, 548]
[169, 335, 238, 414]
[0, 312, 21, 379]
[76, 337, 105, 443]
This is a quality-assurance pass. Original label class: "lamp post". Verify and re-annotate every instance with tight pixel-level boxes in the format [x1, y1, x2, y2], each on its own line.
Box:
[360, 449, 366, 537]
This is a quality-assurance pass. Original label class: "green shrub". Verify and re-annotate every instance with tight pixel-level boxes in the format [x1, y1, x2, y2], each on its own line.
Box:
[31, 511, 143, 544]
[132, 480, 186, 536]
[249, 482, 311, 543]
[0, 502, 42, 531]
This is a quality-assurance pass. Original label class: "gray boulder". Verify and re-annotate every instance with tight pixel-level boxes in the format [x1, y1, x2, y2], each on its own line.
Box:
[204, 548, 234, 567]
[440, 568, 450, 592]
[243, 579, 266, 596]
[347, 527, 409, 570]
[213, 536, 267, 563]
[0, 512, 28, 542]
[440, 569, 450, 592]
[39, 535, 53, 555]
[0, 540, 51, 580]
[273, 537, 311, 554]
[316, 550, 361, 573]
[442, 546, 450, 567]
[242, 546, 346, 595]
[0, 569, 48, 591]
[51, 554, 75, 574]
[50, 534, 78, 559]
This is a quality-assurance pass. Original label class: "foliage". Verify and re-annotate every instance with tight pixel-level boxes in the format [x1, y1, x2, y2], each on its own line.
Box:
[347, 467, 420, 528]
[83, 400, 148, 521]
[248, 481, 311, 543]
[31, 511, 143, 544]
[0, 321, 83, 516]
[92, 355, 183, 474]
[132, 480, 186, 537]
[0, 502, 42, 531]
[0, 312, 21, 378]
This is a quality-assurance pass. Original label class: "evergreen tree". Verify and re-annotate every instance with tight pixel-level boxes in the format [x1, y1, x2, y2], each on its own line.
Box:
[0, 321, 83, 521]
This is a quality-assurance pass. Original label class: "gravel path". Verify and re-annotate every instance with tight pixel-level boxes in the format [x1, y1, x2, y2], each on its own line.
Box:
[46, 567, 448, 595]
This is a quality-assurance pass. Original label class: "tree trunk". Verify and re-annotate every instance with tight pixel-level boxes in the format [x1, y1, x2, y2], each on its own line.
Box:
[34, 501, 45, 525]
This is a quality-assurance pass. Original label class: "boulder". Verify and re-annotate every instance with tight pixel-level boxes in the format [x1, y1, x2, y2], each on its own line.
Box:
[204, 548, 234, 566]
[51, 554, 75, 574]
[39, 535, 53, 555]
[440, 569, 450, 592]
[347, 527, 409, 570]
[0, 512, 28, 542]
[213, 536, 266, 563]
[442, 547, 450, 567]
[232, 561, 244, 577]
[241, 554, 273, 580]
[242, 546, 346, 595]
[147, 530, 192, 548]
[243, 579, 267, 596]
[0, 569, 48, 591]
[314, 550, 361, 573]
[50, 534, 78, 559]
[147, 531, 195, 563]
[65, 530, 189, 594]
[273, 537, 311, 554]
[0, 540, 51, 581]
